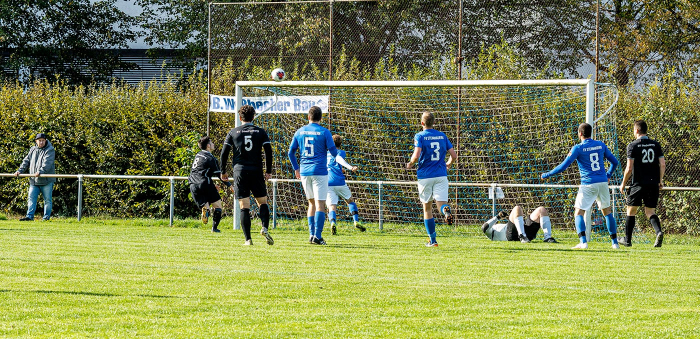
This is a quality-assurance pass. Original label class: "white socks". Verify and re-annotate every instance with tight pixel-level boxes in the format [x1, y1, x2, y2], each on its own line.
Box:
[540, 216, 552, 239]
[515, 216, 526, 237]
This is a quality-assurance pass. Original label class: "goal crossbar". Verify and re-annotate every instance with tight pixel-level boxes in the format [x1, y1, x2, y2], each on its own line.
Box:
[236, 79, 592, 88]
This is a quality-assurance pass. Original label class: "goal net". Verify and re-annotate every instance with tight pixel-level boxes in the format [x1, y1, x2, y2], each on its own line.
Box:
[221, 80, 622, 240]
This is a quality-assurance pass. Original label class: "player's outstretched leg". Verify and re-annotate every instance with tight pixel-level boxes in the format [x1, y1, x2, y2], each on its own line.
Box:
[604, 212, 619, 249]
[348, 202, 365, 232]
[211, 208, 222, 233]
[440, 204, 453, 225]
[259, 204, 273, 245]
[240, 208, 253, 245]
[573, 214, 588, 249]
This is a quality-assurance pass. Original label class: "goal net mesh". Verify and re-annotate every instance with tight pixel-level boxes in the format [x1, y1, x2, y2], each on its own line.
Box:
[217, 83, 621, 240]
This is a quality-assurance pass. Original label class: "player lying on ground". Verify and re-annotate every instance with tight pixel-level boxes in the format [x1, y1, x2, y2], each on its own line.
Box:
[481, 206, 558, 243]
[406, 112, 458, 247]
[189, 136, 232, 233]
[326, 134, 364, 235]
[541, 123, 619, 249]
[220, 105, 274, 246]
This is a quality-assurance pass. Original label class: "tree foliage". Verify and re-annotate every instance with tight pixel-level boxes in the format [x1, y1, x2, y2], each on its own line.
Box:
[0, 0, 139, 85]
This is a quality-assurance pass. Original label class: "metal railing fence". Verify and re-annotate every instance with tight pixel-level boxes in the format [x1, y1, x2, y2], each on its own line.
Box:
[3, 173, 699, 237]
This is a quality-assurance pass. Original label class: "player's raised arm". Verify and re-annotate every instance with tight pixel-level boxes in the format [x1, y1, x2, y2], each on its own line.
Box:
[334, 150, 356, 171]
[541, 146, 578, 179]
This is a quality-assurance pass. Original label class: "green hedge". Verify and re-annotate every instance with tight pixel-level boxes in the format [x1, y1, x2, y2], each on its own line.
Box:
[0, 75, 209, 218]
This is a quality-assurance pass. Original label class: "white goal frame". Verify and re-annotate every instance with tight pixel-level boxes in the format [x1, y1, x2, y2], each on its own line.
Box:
[232, 79, 597, 238]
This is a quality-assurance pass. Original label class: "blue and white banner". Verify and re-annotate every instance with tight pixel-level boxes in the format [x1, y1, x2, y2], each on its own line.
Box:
[209, 94, 329, 113]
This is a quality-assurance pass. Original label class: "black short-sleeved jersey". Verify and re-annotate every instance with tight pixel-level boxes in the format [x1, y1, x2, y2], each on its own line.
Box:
[188, 150, 222, 186]
[627, 136, 664, 186]
[221, 123, 271, 173]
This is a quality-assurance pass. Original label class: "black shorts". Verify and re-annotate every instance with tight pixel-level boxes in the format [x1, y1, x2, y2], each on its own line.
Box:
[233, 169, 267, 200]
[190, 183, 221, 208]
[506, 218, 541, 241]
[626, 184, 659, 208]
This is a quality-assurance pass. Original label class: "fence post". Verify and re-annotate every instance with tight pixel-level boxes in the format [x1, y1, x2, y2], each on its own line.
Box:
[169, 176, 175, 227]
[378, 181, 383, 231]
[77, 174, 83, 221]
[491, 183, 496, 217]
[272, 179, 278, 229]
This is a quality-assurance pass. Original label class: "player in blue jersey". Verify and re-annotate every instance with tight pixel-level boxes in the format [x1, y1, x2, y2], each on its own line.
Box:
[541, 123, 620, 249]
[326, 134, 364, 235]
[288, 106, 354, 245]
[406, 112, 458, 247]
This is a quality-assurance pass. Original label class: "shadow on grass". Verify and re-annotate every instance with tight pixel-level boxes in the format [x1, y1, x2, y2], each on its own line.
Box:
[499, 247, 613, 253]
[0, 289, 179, 299]
[323, 243, 394, 250]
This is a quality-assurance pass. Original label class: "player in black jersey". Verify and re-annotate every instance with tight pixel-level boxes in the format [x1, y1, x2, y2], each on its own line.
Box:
[220, 105, 274, 246]
[620, 120, 666, 247]
[189, 136, 232, 233]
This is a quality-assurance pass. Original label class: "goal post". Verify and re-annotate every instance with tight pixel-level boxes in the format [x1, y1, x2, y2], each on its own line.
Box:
[228, 79, 614, 238]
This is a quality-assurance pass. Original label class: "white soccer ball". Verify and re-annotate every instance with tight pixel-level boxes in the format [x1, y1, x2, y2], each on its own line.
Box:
[271, 68, 286, 82]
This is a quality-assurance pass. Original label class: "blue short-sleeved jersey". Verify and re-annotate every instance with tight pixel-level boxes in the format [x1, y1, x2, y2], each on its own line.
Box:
[542, 138, 619, 184]
[288, 123, 338, 176]
[413, 129, 453, 180]
[327, 150, 347, 187]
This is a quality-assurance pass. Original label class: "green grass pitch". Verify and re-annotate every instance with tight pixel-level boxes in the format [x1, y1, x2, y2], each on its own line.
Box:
[1, 218, 700, 338]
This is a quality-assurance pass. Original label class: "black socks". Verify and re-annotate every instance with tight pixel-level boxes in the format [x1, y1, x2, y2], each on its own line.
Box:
[241, 208, 252, 240]
[650, 214, 662, 234]
[259, 204, 270, 230]
[212, 208, 222, 230]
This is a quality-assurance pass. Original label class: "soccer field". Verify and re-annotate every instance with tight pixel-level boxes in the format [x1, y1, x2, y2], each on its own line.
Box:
[1, 219, 700, 338]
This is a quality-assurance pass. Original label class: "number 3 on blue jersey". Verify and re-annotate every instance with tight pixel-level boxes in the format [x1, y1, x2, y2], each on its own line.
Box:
[430, 142, 440, 161]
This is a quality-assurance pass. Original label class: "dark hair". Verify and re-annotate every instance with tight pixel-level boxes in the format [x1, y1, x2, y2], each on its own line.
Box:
[198, 136, 211, 150]
[421, 112, 435, 128]
[239, 105, 256, 122]
[308, 106, 322, 122]
[578, 123, 592, 138]
[332, 134, 342, 148]
[634, 119, 648, 134]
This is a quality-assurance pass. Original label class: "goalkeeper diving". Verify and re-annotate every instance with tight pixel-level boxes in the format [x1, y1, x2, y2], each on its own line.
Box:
[481, 205, 558, 243]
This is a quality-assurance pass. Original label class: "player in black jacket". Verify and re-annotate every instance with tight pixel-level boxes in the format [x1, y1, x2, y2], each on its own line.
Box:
[221, 105, 274, 246]
[189, 136, 232, 233]
[620, 120, 666, 247]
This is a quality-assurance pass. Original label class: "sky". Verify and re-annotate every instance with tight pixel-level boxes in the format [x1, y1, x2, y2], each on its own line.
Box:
[116, 0, 149, 48]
